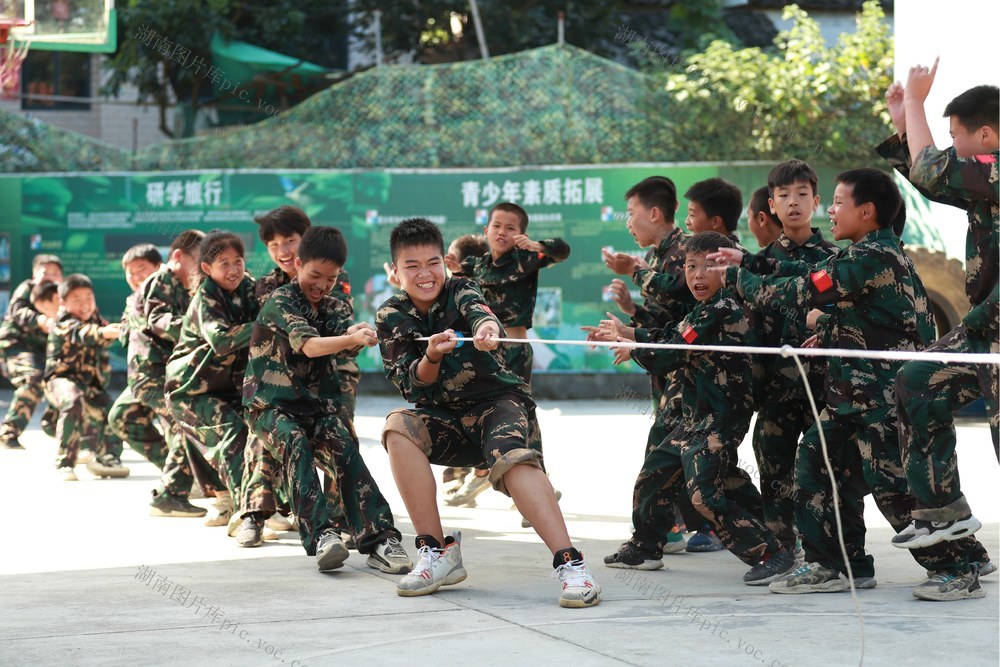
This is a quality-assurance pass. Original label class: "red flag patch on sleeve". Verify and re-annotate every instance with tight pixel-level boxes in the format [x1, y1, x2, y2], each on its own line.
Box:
[537, 251, 546, 260]
[481, 305, 495, 317]
[810, 270, 834, 293]
[682, 325, 698, 343]
[974, 154, 997, 164]
[340, 281, 351, 295]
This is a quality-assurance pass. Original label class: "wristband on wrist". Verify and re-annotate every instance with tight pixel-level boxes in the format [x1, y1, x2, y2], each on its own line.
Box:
[423, 352, 442, 364]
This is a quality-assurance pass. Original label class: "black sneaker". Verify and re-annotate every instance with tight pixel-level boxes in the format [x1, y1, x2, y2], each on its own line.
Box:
[149, 490, 207, 518]
[744, 550, 796, 586]
[892, 516, 982, 550]
[87, 453, 130, 478]
[603, 542, 664, 570]
[236, 515, 264, 548]
[1, 435, 24, 450]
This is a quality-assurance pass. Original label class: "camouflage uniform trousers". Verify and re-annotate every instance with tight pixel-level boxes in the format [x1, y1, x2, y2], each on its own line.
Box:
[133, 377, 195, 497]
[381, 394, 543, 497]
[795, 405, 988, 578]
[750, 388, 820, 553]
[45, 378, 122, 469]
[236, 364, 359, 525]
[170, 393, 242, 500]
[896, 323, 1000, 522]
[634, 426, 773, 564]
[1, 349, 55, 441]
[108, 385, 168, 468]
[641, 393, 703, 533]
[248, 408, 400, 556]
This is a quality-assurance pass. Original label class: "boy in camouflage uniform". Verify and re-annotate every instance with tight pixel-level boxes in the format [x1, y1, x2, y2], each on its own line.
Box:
[377, 217, 600, 608]
[107, 244, 168, 470]
[603, 231, 795, 585]
[132, 230, 209, 518]
[738, 160, 839, 555]
[43, 274, 123, 480]
[444, 202, 570, 509]
[0, 255, 62, 450]
[878, 72, 999, 598]
[718, 168, 988, 600]
[746, 186, 783, 248]
[166, 232, 258, 528]
[243, 226, 411, 574]
[596, 176, 705, 566]
[236, 206, 358, 543]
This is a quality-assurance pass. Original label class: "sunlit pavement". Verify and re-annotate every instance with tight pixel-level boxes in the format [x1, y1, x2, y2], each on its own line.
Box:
[1, 392, 997, 666]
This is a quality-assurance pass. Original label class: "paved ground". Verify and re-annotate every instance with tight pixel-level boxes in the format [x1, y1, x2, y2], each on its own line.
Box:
[1, 392, 998, 666]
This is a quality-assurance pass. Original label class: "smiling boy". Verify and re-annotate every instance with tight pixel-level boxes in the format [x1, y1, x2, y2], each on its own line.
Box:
[377, 217, 600, 607]
[243, 226, 410, 574]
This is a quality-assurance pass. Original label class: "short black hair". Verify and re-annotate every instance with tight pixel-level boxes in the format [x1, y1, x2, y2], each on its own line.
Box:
[58, 273, 93, 299]
[254, 205, 312, 243]
[390, 218, 444, 263]
[685, 230, 735, 256]
[685, 178, 743, 232]
[944, 85, 1000, 133]
[891, 198, 907, 237]
[297, 226, 347, 267]
[835, 168, 902, 231]
[768, 158, 818, 197]
[121, 243, 162, 268]
[30, 280, 59, 304]
[450, 234, 488, 262]
[749, 186, 782, 228]
[489, 202, 529, 232]
[625, 176, 678, 223]
[170, 230, 205, 257]
[32, 254, 62, 272]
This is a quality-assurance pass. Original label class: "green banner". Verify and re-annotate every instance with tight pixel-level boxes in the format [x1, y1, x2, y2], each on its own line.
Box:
[1, 164, 858, 372]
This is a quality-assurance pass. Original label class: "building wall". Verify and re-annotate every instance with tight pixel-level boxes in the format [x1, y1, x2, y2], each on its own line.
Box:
[0, 53, 170, 152]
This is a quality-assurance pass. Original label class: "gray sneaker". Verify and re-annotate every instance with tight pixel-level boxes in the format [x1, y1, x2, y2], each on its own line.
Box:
[316, 529, 349, 571]
[769, 562, 848, 594]
[149, 490, 207, 517]
[367, 536, 413, 574]
[235, 515, 264, 548]
[744, 551, 796, 586]
[927, 561, 996, 578]
[914, 568, 986, 601]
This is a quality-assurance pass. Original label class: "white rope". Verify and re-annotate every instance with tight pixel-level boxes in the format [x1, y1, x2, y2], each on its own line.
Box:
[415, 335, 1000, 366]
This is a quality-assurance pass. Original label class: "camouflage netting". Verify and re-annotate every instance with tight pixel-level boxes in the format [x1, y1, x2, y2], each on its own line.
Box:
[136, 44, 666, 171]
[0, 111, 132, 172]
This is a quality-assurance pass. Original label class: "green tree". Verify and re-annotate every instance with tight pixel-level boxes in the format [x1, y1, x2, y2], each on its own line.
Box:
[651, 1, 893, 163]
[102, 0, 347, 138]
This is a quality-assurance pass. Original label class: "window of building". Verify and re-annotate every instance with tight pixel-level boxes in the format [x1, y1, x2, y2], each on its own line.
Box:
[21, 50, 91, 111]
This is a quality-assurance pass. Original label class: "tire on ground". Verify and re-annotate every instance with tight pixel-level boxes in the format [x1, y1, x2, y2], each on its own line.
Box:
[907, 246, 969, 339]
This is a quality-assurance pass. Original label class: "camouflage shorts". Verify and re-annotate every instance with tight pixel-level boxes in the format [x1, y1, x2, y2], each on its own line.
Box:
[382, 394, 542, 495]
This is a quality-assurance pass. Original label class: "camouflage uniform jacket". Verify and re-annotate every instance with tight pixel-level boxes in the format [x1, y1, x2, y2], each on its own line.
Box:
[460, 239, 570, 328]
[876, 134, 999, 333]
[128, 266, 192, 387]
[742, 229, 839, 394]
[243, 280, 350, 417]
[376, 277, 530, 409]
[165, 274, 259, 400]
[728, 227, 934, 416]
[43, 310, 112, 390]
[1, 279, 47, 353]
[630, 227, 694, 330]
[118, 291, 144, 352]
[629, 287, 758, 437]
[255, 266, 362, 367]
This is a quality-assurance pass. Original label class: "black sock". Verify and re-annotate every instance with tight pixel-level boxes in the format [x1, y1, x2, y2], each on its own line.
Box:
[415, 534, 442, 550]
[553, 547, 583, 569]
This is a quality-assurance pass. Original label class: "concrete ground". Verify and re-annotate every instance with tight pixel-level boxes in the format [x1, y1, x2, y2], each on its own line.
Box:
[1, 392, 998, 666]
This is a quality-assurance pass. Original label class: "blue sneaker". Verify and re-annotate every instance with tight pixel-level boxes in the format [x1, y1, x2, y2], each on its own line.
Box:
[686, 525, 724, 552]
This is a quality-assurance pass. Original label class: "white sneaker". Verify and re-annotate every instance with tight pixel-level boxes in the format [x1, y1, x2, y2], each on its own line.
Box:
[553, 555, 602, 608]
[397, 533, 467, 596]
[367, 536, 413, 574]
[892, 516, 982, 550]
[203, 493, 233, 527]
[59, 466, 78, 482]
[266, 513, 294, 532]
[316, 529, 349, 571]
